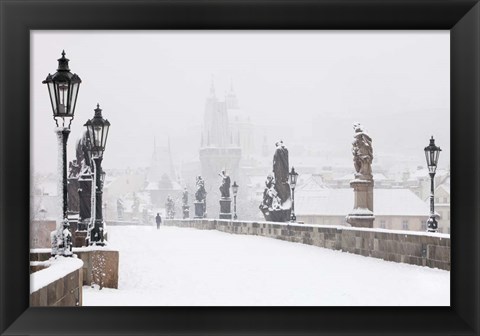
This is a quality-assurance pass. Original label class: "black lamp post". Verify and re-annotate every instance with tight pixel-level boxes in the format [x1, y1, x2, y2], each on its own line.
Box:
[85, 104, 110, 245]
[424, 136, 441, 232]
[100, 169, 106, 189]
[43, 51, 81, 256]
[232, 181, 239, 220]
[289, 167, 299, 222]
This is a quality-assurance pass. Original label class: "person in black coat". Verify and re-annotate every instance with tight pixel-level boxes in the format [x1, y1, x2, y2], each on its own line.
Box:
[155, 213, 162, 229]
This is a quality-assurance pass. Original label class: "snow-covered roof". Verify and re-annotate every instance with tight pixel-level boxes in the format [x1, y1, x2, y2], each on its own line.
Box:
[436, 183, 450, 196]
[410, 168, 449, 181]
[296, 188, 428, 217]
[296, 175, 327, 191]
[334, 173, 388, 182]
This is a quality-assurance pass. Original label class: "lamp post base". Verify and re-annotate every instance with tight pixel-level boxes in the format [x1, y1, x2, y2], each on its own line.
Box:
[426, 216, 438, 233]
[89, 220, 105, 246]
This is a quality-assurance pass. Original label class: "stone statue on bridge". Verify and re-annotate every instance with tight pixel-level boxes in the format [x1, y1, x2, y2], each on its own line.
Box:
[218, 170, 231, 198]
[352, 122, 373, 179]
[347, 122, 375, 228]
[76, 130, 92, 174]
[182, 187, 190, 219]
[259, 141, 291, 222]
[68, 159, 81, 178]
[218, 169, 232, 219]
[194, 176, 207, 218]
[182, 188, 189, 206]
[166, 195, 175, 219]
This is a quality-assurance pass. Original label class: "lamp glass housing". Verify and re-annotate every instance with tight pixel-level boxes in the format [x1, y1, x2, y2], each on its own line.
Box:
[424, 136, 441, 175]
[43, 52, 81, 126]
[232, 181, 239, 196]
[289, 167, 299, 188]
[85, 105, 110, 159]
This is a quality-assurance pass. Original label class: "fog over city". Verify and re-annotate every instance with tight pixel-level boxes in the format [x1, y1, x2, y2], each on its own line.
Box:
[32, 31, 449, 175]
[30, 31, 451, 306]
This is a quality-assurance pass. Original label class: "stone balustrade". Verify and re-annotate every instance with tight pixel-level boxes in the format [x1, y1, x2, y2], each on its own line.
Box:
[31, 247, 119, 289]
[30, 256, 83, 306]
[164, 219, 450, 271]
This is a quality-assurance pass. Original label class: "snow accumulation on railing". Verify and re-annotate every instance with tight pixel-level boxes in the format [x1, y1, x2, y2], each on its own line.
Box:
[30, 256, 83, 294]
[72, 245, 118, 252]
[178, 218, 451, 239]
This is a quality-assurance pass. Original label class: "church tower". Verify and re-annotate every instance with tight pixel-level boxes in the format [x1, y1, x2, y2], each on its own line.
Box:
[199, 79, 242, 215]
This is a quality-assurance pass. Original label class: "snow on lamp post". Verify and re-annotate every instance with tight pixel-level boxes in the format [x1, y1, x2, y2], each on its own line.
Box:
[424, 136, 441, 232]
[43, 50, 81, 257]
[289, 167, 299, 222]
[232, 181, 239, 220]
[84, 104, 110, 245]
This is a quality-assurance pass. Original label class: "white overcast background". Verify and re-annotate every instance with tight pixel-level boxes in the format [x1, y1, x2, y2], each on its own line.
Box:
[31, 31, 450, 174]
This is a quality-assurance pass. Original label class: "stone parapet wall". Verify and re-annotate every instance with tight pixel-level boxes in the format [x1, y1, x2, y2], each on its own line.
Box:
[106, 220, 151, 226]
[30, 257, 83, 306]
[164, 219, 450, 271]
[74, 249, 119, 289]
[30, 247, 119, 289]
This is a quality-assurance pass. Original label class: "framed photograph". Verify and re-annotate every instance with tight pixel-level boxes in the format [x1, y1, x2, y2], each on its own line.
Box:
[1, 0, 479, 335]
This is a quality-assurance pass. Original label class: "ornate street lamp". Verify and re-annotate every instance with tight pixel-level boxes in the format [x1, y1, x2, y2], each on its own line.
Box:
[43, 51, 81, 257]
[232, 181, 239, 220]
[289, 167, 299, 222]
[85, 104, 110, 245]
[424, 136, 441, 232]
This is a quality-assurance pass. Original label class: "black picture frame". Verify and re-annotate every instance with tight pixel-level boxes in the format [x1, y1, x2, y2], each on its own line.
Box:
[1, 0, 479, 335]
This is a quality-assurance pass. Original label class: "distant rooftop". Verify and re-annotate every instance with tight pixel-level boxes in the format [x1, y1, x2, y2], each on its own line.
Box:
[296, 188, 429, 217]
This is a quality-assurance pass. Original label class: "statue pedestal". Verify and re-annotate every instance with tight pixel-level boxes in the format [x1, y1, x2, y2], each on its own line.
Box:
[182, 205, 190, 219]
[346, 178, 375, 228]
[67, 177, 79, 213]
[260, 206, 291, 223]
[194, 201, 205, 219]
[78, 173, 92, 223]
[219, 197, 232, 220]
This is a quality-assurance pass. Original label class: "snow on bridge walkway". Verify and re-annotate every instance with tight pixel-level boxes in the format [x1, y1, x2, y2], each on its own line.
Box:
[83, 225, 449, 306]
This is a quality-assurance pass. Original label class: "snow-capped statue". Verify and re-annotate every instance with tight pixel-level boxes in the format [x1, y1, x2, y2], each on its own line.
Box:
[352, 123, 373, 179]
[182, 187, 190, 219]
[272, 140, 291, 206]
[68, 159, 80, 178]
[195, 176, 207, 203]
[260, 174, 278, 210]
[52, 218, 72, 257]
[182, 188, 189, 206]
[218, 169, 231, 198]
[75, 130, 91, 175]
[194, 176, 207, 218]
[166, 195, 175, 219]
[259, 141, 292, 222]
[273, 140, 289, 185]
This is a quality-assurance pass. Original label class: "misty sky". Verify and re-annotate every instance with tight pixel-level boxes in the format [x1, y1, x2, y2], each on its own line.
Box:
[31, 31, 450, 174]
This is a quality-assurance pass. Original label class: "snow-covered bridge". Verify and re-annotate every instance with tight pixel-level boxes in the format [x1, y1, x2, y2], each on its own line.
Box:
[83, 225, 449, 306]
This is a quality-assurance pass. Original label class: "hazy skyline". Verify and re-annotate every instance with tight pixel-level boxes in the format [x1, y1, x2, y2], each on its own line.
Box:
[31, 31, 450, 175]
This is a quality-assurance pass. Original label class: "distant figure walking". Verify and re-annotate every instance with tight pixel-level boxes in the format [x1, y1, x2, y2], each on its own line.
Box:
[155, 213, 162, 229]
